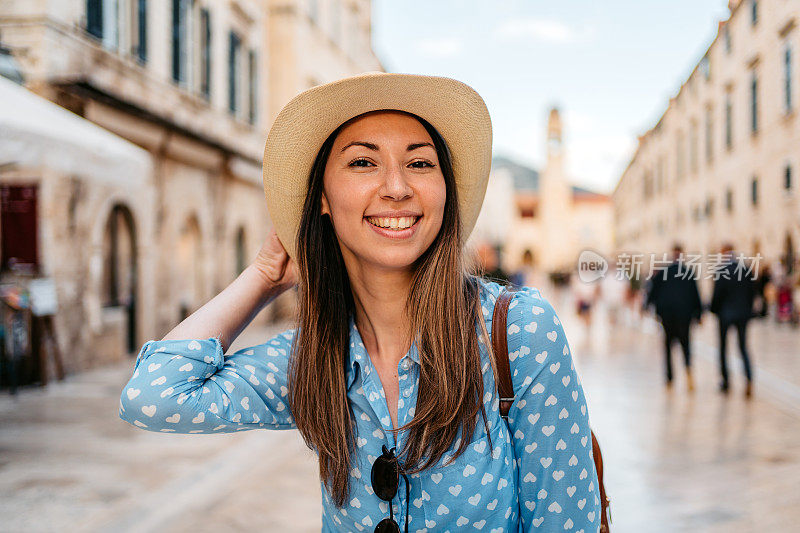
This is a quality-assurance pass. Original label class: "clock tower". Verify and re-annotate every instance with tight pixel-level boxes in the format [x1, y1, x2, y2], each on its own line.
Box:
[540, 106, 574, 272]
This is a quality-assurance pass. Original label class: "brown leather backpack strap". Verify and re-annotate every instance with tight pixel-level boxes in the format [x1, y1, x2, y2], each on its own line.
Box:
[490, 284, 612, 531]
[592, 430, 611, 532]
[491, 286, 518, 419]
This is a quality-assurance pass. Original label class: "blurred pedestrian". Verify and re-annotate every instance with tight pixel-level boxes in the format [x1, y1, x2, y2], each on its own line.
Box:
[754, 264, 771, 318]
[600, 260, 627, 326]
[509, 248, 537, 289]
[475, 242, 510, 284]
[572, 274, 599, 327]
[645, 244, 702, 391]
[710, 243, 756, 397]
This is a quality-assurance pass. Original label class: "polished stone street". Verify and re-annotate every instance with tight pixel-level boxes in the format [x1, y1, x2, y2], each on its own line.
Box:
[1, 289, 799, 532]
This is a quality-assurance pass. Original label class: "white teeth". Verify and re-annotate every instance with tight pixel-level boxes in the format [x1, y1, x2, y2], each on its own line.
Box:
[366, 216, 418, 230]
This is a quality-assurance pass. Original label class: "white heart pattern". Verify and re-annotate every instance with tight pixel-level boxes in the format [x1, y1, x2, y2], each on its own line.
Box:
[116, 280, 601, 532]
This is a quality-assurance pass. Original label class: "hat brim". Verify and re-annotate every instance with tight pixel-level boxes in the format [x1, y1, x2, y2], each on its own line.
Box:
[262, 72, 492, 261]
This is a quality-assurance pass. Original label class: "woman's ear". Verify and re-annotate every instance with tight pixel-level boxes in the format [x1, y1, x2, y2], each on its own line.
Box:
[320, 191, 330, 216]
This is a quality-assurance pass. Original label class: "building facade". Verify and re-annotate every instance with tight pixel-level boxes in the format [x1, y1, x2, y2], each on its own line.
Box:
[614, 0, 800, 286]
[266, 0, 383, 122]
[0, 0, 382, 375]
[473, 108, 613, 279]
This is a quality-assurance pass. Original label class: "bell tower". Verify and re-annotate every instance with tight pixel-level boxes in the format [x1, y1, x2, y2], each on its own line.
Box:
[539, 106, 573, 272]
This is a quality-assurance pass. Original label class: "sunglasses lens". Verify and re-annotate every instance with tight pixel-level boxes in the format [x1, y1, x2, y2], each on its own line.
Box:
[374, 517, 401, 533]
[371, 447, 399, 501]
[371, 455, 399, 500]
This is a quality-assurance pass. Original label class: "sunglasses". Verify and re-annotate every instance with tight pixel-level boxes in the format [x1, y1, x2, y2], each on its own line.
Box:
[372, 445, 410, 533]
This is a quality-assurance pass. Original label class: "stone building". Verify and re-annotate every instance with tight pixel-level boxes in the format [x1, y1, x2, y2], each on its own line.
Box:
[473, 107, 613, 279]
[0, 0, 382, 375]
[613, 0, 800, 286]
[266, 0, 383, 122]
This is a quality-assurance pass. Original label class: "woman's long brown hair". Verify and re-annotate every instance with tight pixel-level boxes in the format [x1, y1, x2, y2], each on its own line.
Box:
[289, 110, 492, 508]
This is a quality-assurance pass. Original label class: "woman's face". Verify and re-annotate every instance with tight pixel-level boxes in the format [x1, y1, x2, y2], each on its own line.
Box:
[321, 111, 447, 273]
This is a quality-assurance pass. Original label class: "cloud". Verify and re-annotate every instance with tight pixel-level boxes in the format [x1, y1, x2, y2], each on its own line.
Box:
[495, 18, 587, 44]
[414, 37, 464, 58]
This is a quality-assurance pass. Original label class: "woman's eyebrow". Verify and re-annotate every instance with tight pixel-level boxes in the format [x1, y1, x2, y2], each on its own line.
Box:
[341, 141, 378, 152]
[407, 142, 434, 151]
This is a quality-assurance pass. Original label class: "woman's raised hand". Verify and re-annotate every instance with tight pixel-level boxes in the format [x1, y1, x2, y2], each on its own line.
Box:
[252, 227, 298, 292]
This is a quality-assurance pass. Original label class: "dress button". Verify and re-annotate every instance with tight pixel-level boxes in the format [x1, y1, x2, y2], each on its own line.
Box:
[401, 359, 411, 371]
[403, 388, 411, 398]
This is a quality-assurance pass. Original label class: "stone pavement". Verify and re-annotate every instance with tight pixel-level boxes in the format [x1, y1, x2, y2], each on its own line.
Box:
[546, 286, 800, 533]
[1, 295, 799, 532]
[0, 322, 322, 533]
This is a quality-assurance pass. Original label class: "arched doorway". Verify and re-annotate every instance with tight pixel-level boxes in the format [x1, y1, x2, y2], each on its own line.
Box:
[177, 215, 204, 321]
[101, 204, 138, 354]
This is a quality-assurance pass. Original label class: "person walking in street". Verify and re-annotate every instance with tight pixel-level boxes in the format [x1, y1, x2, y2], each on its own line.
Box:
[117, 73, 602, 532]
[710, 243, 756, 397]
[645, 244, 703, 391]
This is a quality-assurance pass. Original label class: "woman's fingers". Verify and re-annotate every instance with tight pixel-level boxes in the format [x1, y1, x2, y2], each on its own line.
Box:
[252, 228, 296, 288]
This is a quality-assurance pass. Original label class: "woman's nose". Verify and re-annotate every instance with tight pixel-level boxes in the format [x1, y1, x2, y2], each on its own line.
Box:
[379, 163, 413, 201]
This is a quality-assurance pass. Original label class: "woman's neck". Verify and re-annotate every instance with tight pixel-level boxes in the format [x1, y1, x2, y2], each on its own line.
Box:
[348, 265, 414, 367]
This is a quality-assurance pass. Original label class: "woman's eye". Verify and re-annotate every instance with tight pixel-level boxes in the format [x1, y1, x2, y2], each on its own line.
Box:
[349, 158, 374, 167]
[409, 160, 435, 169]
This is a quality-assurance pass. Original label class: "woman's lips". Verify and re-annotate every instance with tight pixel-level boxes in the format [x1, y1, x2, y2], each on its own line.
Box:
[364, 216, 422, 239]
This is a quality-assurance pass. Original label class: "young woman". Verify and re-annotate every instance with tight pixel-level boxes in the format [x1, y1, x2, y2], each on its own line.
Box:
[120, 72, 602, 532]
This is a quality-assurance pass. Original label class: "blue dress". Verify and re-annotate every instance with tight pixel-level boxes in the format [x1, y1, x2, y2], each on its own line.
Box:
[119, 278, 602, 532]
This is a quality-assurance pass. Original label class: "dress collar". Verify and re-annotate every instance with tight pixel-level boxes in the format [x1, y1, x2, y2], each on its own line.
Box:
[343, 278, 496, 390]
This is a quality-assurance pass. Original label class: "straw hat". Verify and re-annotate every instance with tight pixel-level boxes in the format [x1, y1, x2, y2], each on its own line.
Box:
[262, 71, 493, 261]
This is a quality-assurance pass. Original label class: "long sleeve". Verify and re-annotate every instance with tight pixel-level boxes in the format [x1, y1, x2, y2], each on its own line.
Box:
[504, 287, 602, 532]
[118, 328, 296, 433]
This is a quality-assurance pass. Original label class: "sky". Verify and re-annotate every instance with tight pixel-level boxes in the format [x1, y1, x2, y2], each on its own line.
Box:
[371, 0, 732, 194]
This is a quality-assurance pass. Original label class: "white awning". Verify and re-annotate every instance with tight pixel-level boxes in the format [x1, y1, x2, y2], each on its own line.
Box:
[0, 75, 152, 184]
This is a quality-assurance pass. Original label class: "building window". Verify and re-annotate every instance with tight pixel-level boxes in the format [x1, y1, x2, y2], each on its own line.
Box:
[751, 0, 758, 27]
[228, 30, 242, 115]
[247, 49, 257, 125]
[785, 44, 793, 113]
[705, 106, 713, 163]
[751, 177, 758, 206]
[200, 8, 211, 99]
[131, 0, 147, 62]
[725, 188, 733, 212]
[172, 0, 193, 85]
[87, 0, 103, 39]
[705, 198, 714, 219]
[786, 165, 793, 190]
[86, 0, 120, 50]
[750, 71, 758, 134]
[725, 94, 733, 149]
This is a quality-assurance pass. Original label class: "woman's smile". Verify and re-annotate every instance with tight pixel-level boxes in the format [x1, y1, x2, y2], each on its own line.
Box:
[364, 214, 423, 239]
